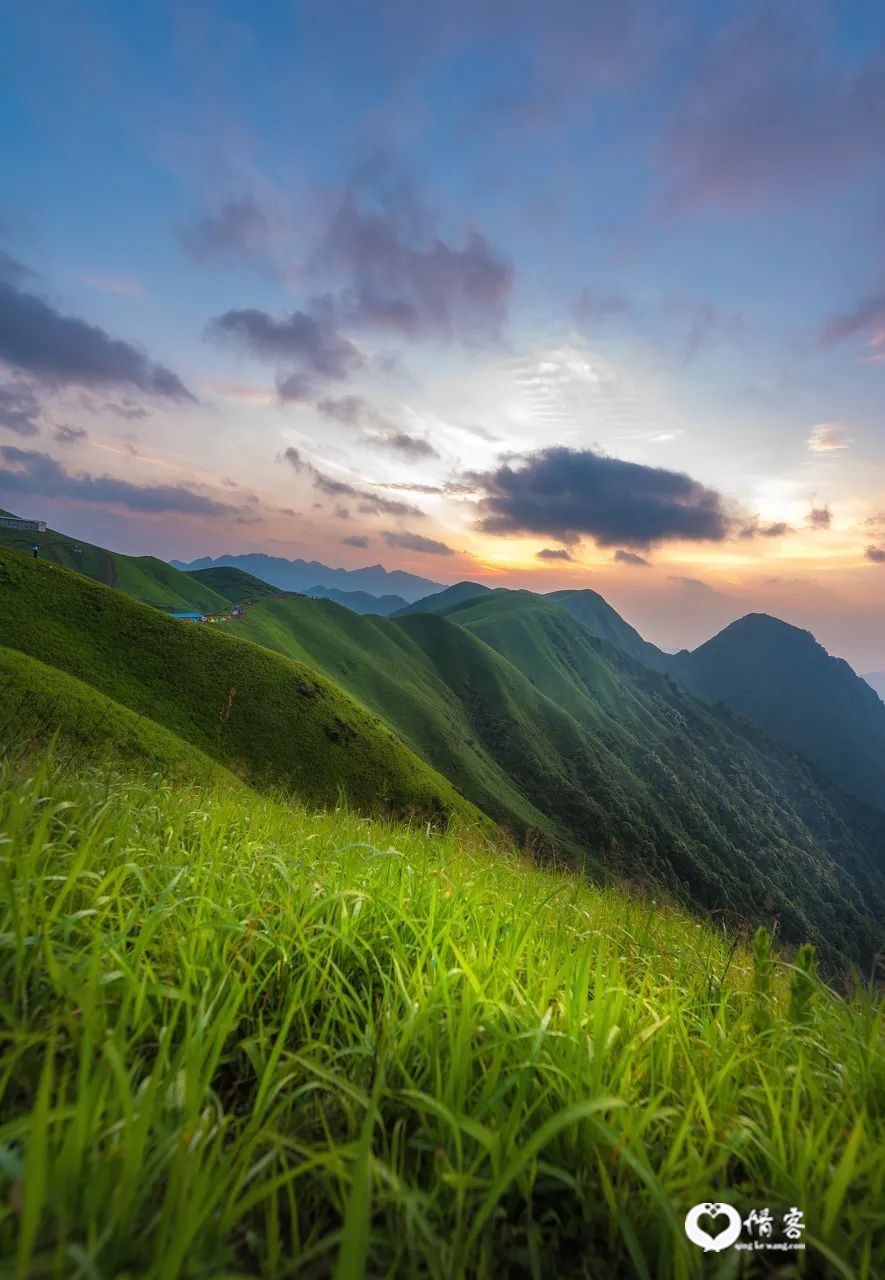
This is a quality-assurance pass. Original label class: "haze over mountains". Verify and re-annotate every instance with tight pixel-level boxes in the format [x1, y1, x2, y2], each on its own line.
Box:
[171, 552, 443, 603]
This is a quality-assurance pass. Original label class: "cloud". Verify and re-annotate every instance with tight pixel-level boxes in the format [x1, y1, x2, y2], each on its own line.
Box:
[382, 529, 455, 555]
[343, 534, 370, 548]
[470, 446, 732, 548]
[807, 422, 850, 452]
[0, 382, 42, 436]
[807, 504, 832, 529]
[0, 446, 241, 517]
[536, 547, 572, 561]
[820, 295, 885, 363]
[54, 424, 88, 444]
[667, 574, 719, 594]
[316, 395, 367, 426]
[102, 398, 150, 421]
[662, 9, 885, 209]
[571, 285, 632, 328]
[281, 446, 424, 516]
[866, 545, 885, 564]
[0, 277, 193, 399]
[370, 428, 438, 458]
[207, 299, 365, 399]
[614, 549, 651, 566]
[179, 197, 272, 268]
[737, 517, 791, 539]
[315, 393, 439, 457]
[318, 155, 512, 342]
[0, 249, 38, 287]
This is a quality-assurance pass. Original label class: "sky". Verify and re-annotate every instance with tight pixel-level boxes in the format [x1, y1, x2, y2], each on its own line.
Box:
[1, 0, 884, 670]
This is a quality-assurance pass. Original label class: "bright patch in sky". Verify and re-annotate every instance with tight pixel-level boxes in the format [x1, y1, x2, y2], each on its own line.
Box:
[0, 0, 882, 668]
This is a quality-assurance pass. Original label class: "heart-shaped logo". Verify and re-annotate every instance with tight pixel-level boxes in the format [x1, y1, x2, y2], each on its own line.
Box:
[684, 1202, 742, 1252]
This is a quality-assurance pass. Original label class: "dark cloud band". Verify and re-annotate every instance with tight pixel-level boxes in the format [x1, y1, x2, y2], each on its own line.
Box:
[470, 446, 732, 548]
[0, 278, 193, 400]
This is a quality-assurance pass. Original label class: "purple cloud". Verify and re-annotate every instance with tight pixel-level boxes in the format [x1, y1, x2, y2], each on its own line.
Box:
[0, 382, 41, 436]
[382, 529, 455, 555]
[207, 299, 365, 399]
[179, 196, 272, 268]
[0, 278, 193, 399]
[318, 156, 512, 343]
[281, 446, 424, 517]
[663, 10, 885, 209]
[315, 393, 439, 457]
[820, 294, 885, 361]
[0, 446, 241, 516]
[54, 424, 88, 444]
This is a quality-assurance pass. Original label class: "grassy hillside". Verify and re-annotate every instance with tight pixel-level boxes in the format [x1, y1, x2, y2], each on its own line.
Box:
[0, 511, 230, 613]
[547, 587, 676, 673]
[395, 579, 494, 615]
[0, 547, 481, 826]
[186, 564, 281, 604]
[0, 756, 881, 1278]
[234, 593, 597, 848]
[0, 644, 243, 788]
[306, 585, 409, 615]
[234, 593, 884, 971]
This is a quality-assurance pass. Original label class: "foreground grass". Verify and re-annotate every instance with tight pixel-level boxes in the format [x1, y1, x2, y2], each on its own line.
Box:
[0, 759, 881, 1278]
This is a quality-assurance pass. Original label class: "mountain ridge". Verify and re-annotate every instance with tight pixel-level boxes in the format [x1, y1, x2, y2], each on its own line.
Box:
[170, 552, 444, 602]
[671, 612, 885, 812]
[232, 588, 884, 969]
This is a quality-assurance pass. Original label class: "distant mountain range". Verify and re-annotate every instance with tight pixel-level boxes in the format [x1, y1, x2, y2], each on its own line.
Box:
[171, 553, 444, 603]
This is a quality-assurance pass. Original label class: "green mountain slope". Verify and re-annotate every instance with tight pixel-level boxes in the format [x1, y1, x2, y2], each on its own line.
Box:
[233, 593, 594, 846]
[0, 547, 481, 825]
[0, 510, 230, 613]
[395, 579, 494, 615]
[233, 591, 884, 968]
[547, 587, 676, 672]
[305, 585, 409, 614]
[0, 643, 241, 788]
[186, 564, 280, 604]
[673, 613, 885, 812]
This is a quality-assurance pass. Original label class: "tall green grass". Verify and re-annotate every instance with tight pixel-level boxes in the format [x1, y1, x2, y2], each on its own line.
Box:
[0, 756, 881, 1278]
